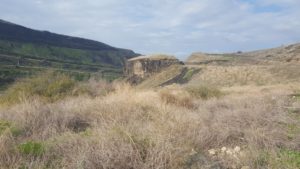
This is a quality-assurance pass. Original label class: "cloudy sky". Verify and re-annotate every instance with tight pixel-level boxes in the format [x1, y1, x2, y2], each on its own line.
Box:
[1, 0, 300, 59]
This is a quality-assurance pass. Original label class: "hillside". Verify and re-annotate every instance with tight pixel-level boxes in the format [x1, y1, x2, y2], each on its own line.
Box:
[0, 41, 299, 169]
[239, 43, 300, 62]
[186, 43, 300, 65]
[0, 19, 139, 87]
[127, 43, 300, 89]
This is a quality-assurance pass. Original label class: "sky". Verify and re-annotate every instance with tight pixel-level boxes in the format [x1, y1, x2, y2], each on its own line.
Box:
[1, 0, 300, 59]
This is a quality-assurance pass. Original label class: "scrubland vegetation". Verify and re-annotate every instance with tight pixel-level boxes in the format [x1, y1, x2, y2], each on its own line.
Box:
[0, 64, 300, 169]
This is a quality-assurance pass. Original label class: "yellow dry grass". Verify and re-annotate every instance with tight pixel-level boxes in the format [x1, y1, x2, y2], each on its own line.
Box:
[188, 65, 278, 87]
[0, 62, 300, 169]
[187, 63, 300, 88]
[0, 80, 299, 168]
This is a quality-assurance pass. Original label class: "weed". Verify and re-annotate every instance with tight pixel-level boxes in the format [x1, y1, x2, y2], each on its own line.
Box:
[254, 151, 270, 168]
[186, 85, 223, 100]
[0, 120, 11, 135]
[18, 165, 29, 169]
[0, 120, 22, 136]
[18, 141, 45, 157]
[0, 75, 299, 168]
[72, 78, 114, 97]
[159, 88, 194, 108]
[0, 71, 76, 105]
[287, 123, 300, 140]
[275, 149, 300, 168]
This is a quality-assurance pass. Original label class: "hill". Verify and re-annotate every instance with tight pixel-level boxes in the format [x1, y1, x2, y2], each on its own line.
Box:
[186, 43, 300, 65]
[177, 43, 300, 91]
[238, 43, 300, 62]
[129, 43, 300, 89]
[0, 19, 139, 88]
[0, 42, 299, 169]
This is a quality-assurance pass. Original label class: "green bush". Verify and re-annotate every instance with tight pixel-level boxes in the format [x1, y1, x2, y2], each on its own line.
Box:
[18, 141, 45, 157]
[0, 71, 76, 105]
[185, 86, 223, 100]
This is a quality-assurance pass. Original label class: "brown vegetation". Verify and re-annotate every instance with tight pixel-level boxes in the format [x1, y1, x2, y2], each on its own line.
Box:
[0, 65, 299, 168]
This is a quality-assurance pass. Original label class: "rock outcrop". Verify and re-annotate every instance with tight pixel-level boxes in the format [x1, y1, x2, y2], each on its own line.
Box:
[125, 54, 183, 84]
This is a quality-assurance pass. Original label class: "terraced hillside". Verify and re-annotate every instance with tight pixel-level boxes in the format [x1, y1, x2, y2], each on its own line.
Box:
[0, 19, 138, 87]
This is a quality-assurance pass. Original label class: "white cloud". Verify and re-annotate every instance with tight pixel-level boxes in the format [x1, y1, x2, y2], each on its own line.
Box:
[0, 0, 300, 59]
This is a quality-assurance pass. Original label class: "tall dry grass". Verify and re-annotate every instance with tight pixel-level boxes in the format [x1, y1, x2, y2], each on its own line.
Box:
[188, 65, 278, 87]
[0, 80, 299, 169]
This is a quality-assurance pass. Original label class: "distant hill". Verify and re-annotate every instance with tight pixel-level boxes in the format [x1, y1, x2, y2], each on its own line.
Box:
[238, 43, 300, 62]
[186, 43, 300, 65]
[0, 19, 139, 88]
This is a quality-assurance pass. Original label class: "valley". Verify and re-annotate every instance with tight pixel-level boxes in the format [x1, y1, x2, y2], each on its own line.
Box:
[0, 19, 300, 169]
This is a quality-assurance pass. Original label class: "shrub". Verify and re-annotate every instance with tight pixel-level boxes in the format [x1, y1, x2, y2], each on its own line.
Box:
[159, 88, 194, 108]
[0, 120, 22, 136]
[0, 71, 76, 105]
[18, 141, 45, 157]
[185, 86, 223, 100]
[72, 78, 115, 97]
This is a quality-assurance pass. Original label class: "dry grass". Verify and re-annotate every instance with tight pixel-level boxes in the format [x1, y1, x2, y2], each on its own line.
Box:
[185, 85, 224, 100]
[0, 72, 115, 107]
[188, 65, 278, 87]
[187, 63, 300, 89]
[0, 78, 299, 168]
[159, 85, 194, 109]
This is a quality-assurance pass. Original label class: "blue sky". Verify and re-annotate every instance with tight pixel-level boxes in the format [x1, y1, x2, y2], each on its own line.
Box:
[1, 0, 300, 59]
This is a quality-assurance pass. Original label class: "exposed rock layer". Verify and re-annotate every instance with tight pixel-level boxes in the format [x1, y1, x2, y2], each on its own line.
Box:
[125, 55, 183, 84]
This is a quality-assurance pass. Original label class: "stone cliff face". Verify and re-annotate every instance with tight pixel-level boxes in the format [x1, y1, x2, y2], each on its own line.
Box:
[125, 55, 183, 84]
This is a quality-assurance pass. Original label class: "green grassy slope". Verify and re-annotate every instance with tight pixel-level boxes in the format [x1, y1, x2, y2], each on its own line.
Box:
[0, 40, 123, 88]
[0, 19, 139, 88]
